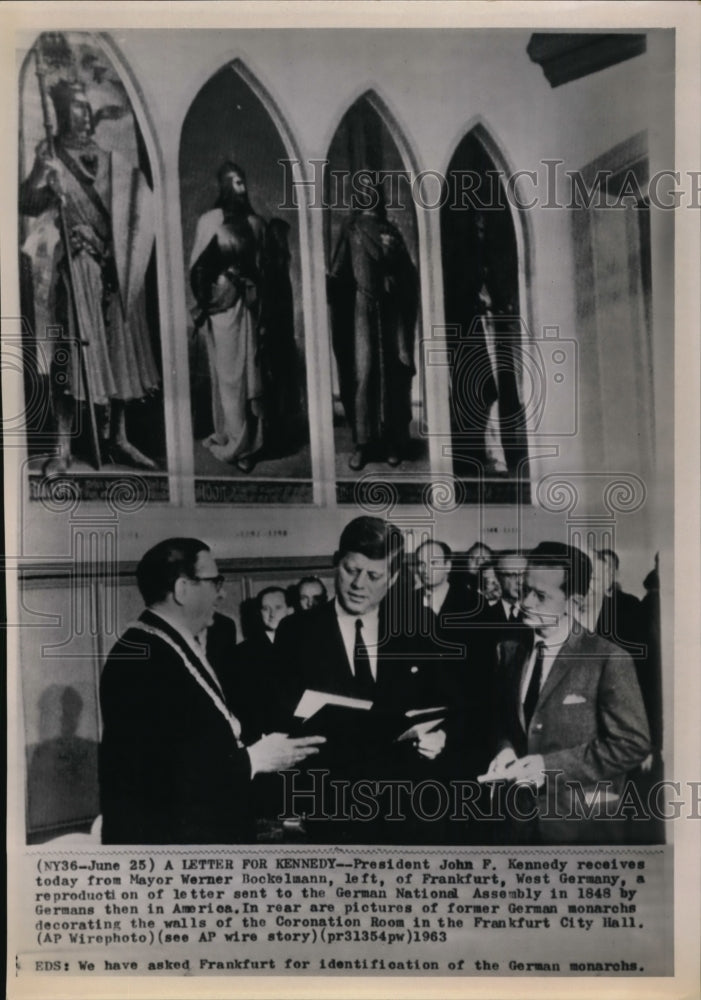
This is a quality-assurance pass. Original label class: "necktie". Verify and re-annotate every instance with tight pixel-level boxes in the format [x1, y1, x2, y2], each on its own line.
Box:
[353, 618, 375, 700]
[523, 641, 545, 730]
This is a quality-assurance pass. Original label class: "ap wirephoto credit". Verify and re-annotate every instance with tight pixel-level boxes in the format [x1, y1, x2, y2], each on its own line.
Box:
[2, 4, 699, 1000]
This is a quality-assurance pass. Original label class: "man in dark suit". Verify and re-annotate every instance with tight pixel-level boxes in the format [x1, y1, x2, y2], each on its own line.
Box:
[233, 587, 293, 739]
[99, 538, 323, 844]
[277, 519, 448, 723]
[413, 537, 499, 840]
[275, 517, 465, 842]
[415, 540, 467, 621]
[593, 548, 661, 842]
[494, 551, 527, 625]
[595, 549, 645, 660]
[204, 609, 238, 697]
[292, 576, 328, 613]
[461, 541, 495, 612]
[588, 549, 653, 738]
[480, 541, 650, 845]
[474, 552, 529, 674]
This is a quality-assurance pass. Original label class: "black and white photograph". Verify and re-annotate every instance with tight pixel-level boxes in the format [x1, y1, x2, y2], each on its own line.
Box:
[2, 2, 699, 999]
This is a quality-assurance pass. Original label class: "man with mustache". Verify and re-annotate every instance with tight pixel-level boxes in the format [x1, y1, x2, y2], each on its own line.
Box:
[20, 77, 160, 474]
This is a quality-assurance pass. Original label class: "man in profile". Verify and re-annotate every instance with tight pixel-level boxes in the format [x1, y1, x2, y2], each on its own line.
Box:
[480, 542, 650, 844]
[99, 538, 323, 844]
[20, 76, 160, 474]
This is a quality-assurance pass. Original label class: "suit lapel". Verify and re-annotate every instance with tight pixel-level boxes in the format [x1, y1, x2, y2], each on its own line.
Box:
[536, 630, 581, 710]
[376, 601, 398, 678]
[513, 632, 534, 733]
[137, 610, 243, 744]
[141, 610, 223, 700]
[324, 601, 354, 691]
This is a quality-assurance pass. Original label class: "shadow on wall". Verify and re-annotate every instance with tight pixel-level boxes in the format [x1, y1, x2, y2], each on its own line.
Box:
[26, 684, 99, 843]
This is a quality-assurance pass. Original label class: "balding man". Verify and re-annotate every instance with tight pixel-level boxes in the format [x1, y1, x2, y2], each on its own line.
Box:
[415, 540, 469, 622]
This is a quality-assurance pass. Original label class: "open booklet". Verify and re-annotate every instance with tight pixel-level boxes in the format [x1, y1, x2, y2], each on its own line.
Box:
[292, 688, 447, 745]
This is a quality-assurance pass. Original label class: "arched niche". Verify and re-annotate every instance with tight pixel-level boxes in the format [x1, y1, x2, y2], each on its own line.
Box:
[179, 61, 311, 499]
[18, 31, 167, 483]
[440, 124, 530, 484]
[324, 90, 429, 482]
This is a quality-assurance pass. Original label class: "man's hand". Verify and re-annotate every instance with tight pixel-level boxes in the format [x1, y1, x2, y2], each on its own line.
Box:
[416, 727, 447, 760]
[35, 140, 64, 196]
[501, 753, 547, 789]
[477, 746, 518, 783]
[478, 749, 546, 788]
[247, 732, 325, 777]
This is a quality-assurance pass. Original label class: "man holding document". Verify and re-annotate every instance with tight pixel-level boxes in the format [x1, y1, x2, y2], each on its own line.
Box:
[275, 516, 457, 843]
[479, 542, 650, 845]
[99, 538, 324, 844]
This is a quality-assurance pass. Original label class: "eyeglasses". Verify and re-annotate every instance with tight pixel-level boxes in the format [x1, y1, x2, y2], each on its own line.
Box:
[187, 574, 225, 593]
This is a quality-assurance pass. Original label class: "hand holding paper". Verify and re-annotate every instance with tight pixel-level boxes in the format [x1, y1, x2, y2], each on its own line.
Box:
[478, 748, 546, 788]
[294, 689, 372, 720]
[397, 714, 447, 759]
[478, 746, 518, 782]
[504, 753, 546, 788]
[416, 727, 447, 760]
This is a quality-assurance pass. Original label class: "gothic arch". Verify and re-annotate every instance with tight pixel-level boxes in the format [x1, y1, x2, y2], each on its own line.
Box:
[17, 31, 169, 477]
[440, 118, 533, 482]
[443, 117, 534, 341]
[178, 57, 314, 494]
[323, 88, 434, 480]
[323, 85, 422, 177]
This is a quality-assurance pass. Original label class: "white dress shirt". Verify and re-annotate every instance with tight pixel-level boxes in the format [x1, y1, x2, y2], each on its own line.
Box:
[423, 579, 450, 616]
[501, 599, 520, 621]
[334, 599, 380, 681]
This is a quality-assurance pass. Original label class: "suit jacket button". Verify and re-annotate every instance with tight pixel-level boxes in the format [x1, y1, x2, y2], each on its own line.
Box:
[535, 723, 543, 730]
[410, 665, 419, 674]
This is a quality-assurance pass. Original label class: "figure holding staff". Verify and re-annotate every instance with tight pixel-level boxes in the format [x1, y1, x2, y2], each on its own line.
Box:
[20, 33, 160, 474]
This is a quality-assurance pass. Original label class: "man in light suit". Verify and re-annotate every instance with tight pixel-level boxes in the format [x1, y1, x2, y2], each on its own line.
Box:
[480, 542, 650, 845]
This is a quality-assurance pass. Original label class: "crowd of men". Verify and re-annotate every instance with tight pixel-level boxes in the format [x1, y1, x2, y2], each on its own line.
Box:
[99, 518, 660, 847]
